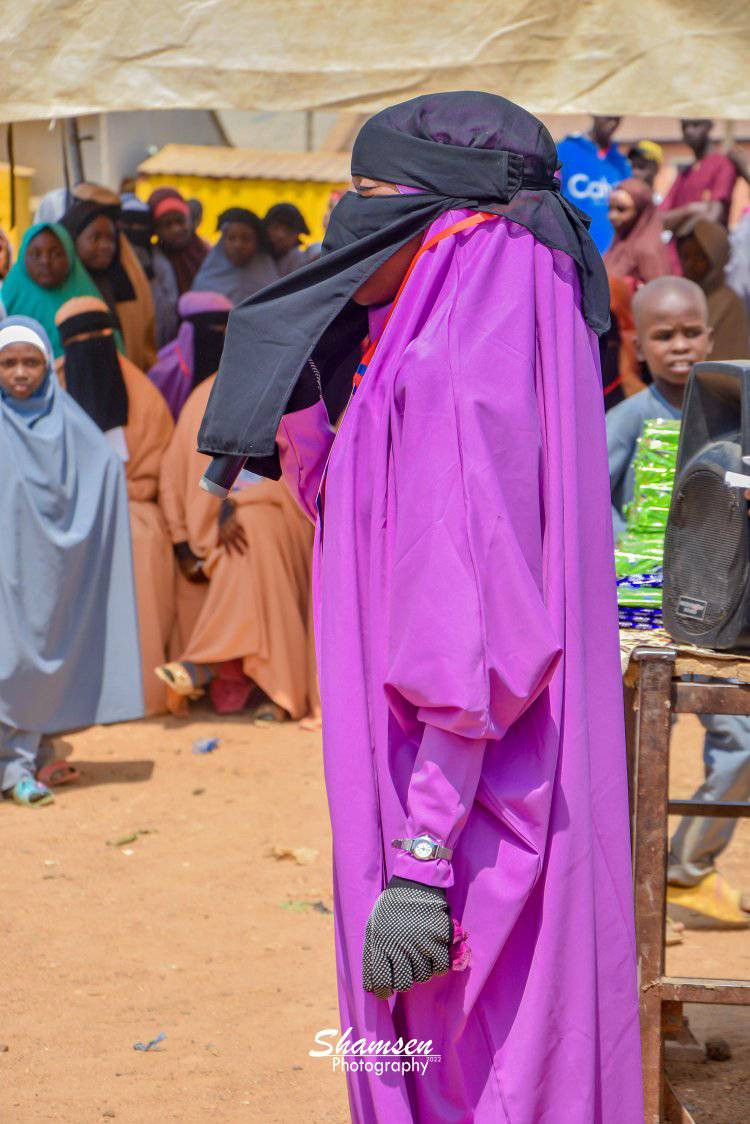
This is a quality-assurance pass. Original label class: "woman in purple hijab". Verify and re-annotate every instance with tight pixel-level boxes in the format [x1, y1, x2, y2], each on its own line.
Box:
[200, 93, 643, 1122]
[147, 290, 232, 420]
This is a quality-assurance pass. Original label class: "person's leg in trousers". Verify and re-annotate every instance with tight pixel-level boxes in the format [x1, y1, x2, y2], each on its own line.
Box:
[668, 712, 750, 886]
[0, 722, 43, 792]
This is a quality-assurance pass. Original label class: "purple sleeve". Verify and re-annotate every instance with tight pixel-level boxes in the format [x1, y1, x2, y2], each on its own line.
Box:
[391, 725, 486, 889]
[276, 400, 335, 522]
[382, 295, 562, 743]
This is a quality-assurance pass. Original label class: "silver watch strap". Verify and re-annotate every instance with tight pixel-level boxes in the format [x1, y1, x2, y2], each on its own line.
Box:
[390, 836, 453, 861]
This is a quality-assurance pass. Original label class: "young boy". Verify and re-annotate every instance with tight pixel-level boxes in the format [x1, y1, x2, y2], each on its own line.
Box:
[608, 276, 711, 538]
[607, 276, 750, 923]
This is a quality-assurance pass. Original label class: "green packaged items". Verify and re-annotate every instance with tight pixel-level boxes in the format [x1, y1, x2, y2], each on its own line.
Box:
[614, 419, 681, 628]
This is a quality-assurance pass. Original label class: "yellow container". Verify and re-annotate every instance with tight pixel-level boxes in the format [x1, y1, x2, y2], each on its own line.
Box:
[137, 173, 344, 246]
[0, 163, 34, 251]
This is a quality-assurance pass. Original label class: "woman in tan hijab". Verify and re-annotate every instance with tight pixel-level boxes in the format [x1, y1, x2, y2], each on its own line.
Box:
[54, 296, 175, 714]
[157, 373, 320, 722]
[63, 183, 158, 370]
[604, 177, 672, 287]
[677, 218, 750, 360]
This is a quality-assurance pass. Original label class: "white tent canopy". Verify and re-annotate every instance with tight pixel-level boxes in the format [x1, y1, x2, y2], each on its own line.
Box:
[2, 0, 750, 123]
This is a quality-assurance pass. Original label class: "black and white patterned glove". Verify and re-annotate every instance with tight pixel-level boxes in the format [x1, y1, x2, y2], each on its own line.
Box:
[362, 876, 452, 999]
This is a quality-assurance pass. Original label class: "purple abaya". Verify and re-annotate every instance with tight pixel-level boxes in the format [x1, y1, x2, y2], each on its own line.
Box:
[277, 211, 643, 1122]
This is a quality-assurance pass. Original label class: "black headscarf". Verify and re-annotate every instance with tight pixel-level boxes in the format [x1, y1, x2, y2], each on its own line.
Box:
[58, 306, 129, 431]
[264, 203, 310, 237]
[216, 207, 269, 251]
[61, 199, 136, 312]
[199, 91, 609, 479]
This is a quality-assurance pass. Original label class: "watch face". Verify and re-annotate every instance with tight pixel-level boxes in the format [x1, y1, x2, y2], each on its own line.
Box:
[413, 840, 434, 860]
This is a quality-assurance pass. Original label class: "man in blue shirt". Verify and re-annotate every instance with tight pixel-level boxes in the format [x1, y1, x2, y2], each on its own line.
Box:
[558, 116, 630, 253]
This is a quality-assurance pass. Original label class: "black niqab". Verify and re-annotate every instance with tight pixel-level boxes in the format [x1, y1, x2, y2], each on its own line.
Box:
[59, 310, 129, 431]
[198, 91, 610, 480]
[189, 310, 230, 387]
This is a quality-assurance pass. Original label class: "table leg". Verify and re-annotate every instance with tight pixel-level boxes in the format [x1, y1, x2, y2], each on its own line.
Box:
[632, 652, 675, 1123]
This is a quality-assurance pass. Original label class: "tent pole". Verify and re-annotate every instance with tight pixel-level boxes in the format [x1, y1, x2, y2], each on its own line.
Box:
[66, 116, 85, 184]
[6, 123, 15, 230]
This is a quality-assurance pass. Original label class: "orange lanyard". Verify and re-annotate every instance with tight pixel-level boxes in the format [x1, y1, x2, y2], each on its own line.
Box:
[353, 211, 497, 389]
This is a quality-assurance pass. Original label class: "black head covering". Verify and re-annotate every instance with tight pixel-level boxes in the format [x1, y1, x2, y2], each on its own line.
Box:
[218, 207, 261, 230]
[120, 205, 153, 251]
[61, 199, 136, 308]
[264, 203, 310, 236]
[59, 306, 129, 431]
[216, 207, 269, 253]
[199, 91, 609, 480]
[187, 308, 231, 387]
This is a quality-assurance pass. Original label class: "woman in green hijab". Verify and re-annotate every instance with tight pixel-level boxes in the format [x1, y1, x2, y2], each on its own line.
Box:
[1, 223, 122, 357]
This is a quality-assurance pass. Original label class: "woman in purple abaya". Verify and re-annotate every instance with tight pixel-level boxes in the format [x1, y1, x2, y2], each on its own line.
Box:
[199, 93, 644, 1123]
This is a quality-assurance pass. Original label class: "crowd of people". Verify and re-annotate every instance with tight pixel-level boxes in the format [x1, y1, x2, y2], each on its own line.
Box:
[1, 112, 750, 916]
[0, 184, 323, 806]
[566, 115, 750, 927]
[564, 116, 750, 408]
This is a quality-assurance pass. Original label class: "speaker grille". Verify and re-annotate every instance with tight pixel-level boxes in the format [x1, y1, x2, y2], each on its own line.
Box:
[664, 467, 747, 635]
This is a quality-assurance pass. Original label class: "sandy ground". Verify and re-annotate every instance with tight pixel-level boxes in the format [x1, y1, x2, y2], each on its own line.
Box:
[0, 709, 747, 1123]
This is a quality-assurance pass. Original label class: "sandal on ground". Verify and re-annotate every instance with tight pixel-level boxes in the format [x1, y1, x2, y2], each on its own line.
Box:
[7, 776, 54, 806]
[252, 701, 289, 726]
[37, 760, 80, 787]
[667, 871, 750, 928]
[154, 661, 209, 699]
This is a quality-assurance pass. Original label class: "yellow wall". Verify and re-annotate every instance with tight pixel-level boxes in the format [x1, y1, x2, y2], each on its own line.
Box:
[136, 174, 345, 246]
[0, 168, 33, 251]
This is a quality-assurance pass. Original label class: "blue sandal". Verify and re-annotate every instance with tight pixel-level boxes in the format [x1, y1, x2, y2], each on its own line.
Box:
[9, 776, 55, 807]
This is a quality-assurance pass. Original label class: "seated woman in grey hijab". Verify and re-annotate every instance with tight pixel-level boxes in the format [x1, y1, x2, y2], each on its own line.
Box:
[192, 208, 279, 305]
[0, 316, 143, 806]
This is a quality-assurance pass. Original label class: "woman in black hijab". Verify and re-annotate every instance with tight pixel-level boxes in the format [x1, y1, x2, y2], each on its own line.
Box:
[62, 188, 158, 369]
[62, 199, 133, 324]
[199, 90, 609, 482]
[192, 208, 279, 303]
[195, 92, 641, 1124]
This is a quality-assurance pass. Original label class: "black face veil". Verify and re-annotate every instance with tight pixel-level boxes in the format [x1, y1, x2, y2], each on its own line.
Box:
[198, 91, 610, 482]
[59, 309, 129, 432]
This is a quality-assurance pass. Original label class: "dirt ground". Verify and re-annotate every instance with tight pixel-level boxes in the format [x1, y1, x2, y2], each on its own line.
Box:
[0, 709, 747, 1123]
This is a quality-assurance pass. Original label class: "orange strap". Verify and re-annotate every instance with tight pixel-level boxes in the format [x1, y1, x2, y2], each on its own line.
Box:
[354, 211, 497, 385]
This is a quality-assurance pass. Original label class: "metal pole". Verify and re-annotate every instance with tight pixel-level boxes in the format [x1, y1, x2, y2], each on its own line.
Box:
[304, 110, 314, 153]
[66, 116, 85, 184]
[6, 123, 15, 230]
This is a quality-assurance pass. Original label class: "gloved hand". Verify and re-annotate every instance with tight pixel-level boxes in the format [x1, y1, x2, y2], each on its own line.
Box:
[362, 876, 452, 999]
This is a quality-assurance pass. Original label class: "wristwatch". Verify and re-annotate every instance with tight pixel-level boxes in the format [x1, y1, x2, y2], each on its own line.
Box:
[391, 834, 453, 862]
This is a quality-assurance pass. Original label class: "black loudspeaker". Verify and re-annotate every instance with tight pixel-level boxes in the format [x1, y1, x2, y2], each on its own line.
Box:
[663, 361, 750, 649]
